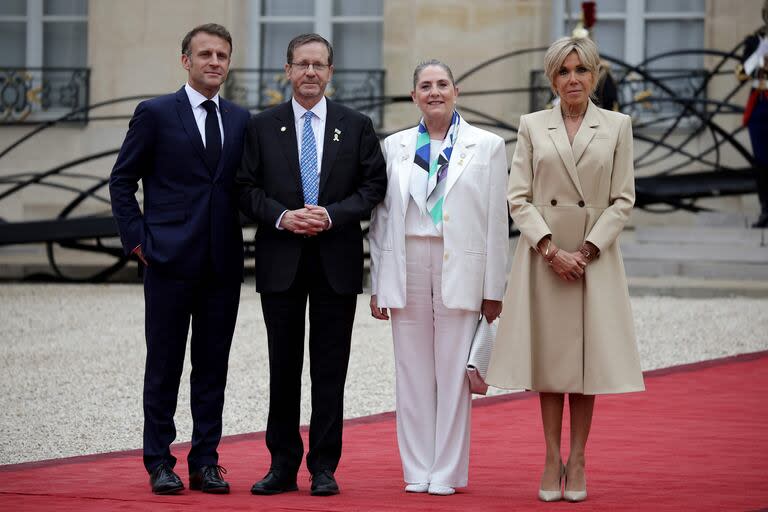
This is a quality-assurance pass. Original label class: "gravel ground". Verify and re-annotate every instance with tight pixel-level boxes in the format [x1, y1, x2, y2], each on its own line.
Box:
[1, 283, 766, 465]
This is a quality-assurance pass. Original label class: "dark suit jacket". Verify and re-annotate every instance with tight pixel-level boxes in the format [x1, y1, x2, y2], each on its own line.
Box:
[109, 87, 250, 281]
[236, 100, 387, 294]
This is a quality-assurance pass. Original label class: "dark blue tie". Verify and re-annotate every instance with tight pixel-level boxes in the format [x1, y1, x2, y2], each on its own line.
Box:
[202, 100, 221, 169]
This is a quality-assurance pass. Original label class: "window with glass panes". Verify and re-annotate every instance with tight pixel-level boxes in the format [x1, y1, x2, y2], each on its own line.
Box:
[245, 0, 383, 69]
[0, 0, 88, 68]
[551, 0, 705, 68]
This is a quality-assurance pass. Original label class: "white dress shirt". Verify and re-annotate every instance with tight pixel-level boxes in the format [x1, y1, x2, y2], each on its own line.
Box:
[291, 96, 326, 174]
[184, 83, 224, 147]
[405, 139, 442, 237]
[276, 96, 331, 228]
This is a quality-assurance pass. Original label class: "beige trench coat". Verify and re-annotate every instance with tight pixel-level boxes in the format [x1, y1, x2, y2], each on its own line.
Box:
[486, 101, 644, 395]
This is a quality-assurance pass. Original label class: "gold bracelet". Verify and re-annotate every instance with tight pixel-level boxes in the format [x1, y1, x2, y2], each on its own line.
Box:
[545, 247, 559, 265]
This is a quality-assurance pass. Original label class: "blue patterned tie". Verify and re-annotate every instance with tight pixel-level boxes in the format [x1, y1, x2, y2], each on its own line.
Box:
[300, 111, 319, 205]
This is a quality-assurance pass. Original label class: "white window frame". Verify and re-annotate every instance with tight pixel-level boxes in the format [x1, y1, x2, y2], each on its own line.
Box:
[245, 0, 383, 69]
[551, 0, 705, 66]
[0, 0, 88, 68]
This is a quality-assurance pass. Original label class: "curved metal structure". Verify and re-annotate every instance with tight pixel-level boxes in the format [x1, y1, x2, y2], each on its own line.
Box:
[0, 96, 157, 281]
[0, 42, 757, 281]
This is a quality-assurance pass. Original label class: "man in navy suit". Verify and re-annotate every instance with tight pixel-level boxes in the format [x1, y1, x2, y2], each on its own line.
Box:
[236, 33, 386, 496]
[109, 23, 250, 495]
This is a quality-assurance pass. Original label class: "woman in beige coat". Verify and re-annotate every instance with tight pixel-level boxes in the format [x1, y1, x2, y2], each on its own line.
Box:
[486, 37, 644, 503]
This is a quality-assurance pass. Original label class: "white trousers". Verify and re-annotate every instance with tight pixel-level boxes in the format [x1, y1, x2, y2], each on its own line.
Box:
[390, 236, 478, 488]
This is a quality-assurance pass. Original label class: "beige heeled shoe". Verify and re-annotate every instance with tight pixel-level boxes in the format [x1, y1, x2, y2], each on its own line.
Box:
[538, 463, 564, 502]
[563, 465, 587, 502]
[564, 486, 587, 501]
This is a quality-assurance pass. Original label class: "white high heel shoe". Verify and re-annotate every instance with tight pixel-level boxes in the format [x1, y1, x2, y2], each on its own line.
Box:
[563, 466, 587, 502]
[538, 463, 564, 502]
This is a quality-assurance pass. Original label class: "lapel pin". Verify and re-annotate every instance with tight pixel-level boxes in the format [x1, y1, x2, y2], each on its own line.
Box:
[333, 131, 340, 142]
[280, 126, 286, 132]
[334, 128, 341, 134]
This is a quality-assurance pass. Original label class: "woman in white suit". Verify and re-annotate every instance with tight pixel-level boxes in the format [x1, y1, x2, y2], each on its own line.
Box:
[368, 60, 508, 496]
[486, 37, 644, 503]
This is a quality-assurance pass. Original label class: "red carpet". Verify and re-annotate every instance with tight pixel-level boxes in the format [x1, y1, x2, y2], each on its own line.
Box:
[2, 351, 767, 511]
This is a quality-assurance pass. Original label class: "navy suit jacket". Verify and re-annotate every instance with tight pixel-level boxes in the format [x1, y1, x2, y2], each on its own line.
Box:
[109, 87, 250, 280]
[236, 100, 387, 294]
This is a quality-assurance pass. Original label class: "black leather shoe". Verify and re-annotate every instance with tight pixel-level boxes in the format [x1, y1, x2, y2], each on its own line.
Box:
[250, 470, 298, 495]
[190, 464, 230, 494]
[310, 469, 340, 496]
[149, 463, 184, 495]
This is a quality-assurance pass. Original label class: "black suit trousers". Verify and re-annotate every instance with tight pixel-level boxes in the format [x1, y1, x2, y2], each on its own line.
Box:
[260, 238, 357, 475]
[142, 266, 240, 473]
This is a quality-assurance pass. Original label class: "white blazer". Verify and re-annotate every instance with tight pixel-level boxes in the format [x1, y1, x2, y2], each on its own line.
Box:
[369, 119, 509, 311]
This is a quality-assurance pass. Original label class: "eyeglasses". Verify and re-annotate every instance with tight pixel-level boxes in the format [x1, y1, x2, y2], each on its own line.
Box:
[290, 62, 330, 72]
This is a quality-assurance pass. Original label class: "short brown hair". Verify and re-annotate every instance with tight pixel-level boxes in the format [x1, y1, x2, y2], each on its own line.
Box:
[182, 23, 233, 57]
[543, 36, 601, 95]
[286, 33, 333, 66]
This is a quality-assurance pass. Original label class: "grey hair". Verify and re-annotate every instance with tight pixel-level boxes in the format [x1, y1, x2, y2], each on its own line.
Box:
[412, 59, 455, 89]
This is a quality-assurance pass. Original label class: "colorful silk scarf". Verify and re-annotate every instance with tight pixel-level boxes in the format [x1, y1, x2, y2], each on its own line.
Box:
[409, 110, 461, 228]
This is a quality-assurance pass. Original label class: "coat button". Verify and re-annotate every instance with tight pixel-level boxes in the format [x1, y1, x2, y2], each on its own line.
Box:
[578, 200, 585, 207]
[444, 213, 449, 221]
[551, 199, 557, 206]
[444, 253, 449, 261]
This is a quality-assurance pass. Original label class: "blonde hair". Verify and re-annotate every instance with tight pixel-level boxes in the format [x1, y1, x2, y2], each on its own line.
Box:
[543, 36, 601, 95]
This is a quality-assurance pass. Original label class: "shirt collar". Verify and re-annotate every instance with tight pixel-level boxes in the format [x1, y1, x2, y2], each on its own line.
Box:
[292, 96, 326, 122]
[185, 83, 220, 110]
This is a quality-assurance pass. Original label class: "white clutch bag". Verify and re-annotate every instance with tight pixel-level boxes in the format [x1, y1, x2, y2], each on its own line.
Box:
[466, 317, 498, 395]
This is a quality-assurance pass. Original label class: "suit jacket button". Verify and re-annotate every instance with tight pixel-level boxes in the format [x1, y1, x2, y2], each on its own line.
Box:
[551, 199, 557, 206]
[444, 213, 449, 221]
[578, 200, 585, 207]
[444, 253, 449, 261]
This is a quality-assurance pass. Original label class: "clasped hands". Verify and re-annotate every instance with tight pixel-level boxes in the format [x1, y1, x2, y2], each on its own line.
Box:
[538, 237, 589, 282]
[549, 249, 587, 282]
[279, 204, 330, 235]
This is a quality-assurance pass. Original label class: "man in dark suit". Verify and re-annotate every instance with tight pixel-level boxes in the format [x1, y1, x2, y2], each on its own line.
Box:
[236, 33, 386, 496]
[109, 23, 250, 495]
